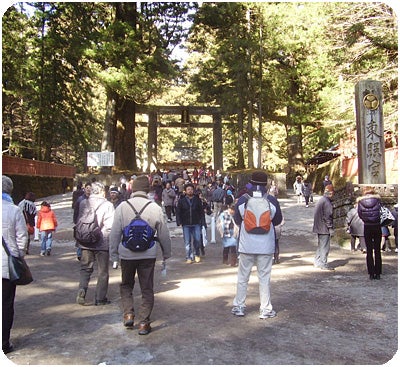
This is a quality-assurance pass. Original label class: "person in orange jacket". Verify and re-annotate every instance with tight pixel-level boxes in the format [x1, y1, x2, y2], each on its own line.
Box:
[37, 201, 58, 256]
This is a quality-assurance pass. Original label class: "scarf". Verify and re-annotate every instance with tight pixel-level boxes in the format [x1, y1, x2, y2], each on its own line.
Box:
[2, 193, 13, 203]
[222, 210, 234, 237]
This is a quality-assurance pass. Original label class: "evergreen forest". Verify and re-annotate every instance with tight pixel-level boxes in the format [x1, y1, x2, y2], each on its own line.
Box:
[2, 2, 398, 177]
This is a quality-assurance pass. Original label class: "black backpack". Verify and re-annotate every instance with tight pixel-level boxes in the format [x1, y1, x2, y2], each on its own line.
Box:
[122, 200, 157, 252]
[73, 200, 103, 246]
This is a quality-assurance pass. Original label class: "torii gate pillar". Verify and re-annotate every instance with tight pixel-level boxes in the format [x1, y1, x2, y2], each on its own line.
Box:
[213, 113, 223, 171]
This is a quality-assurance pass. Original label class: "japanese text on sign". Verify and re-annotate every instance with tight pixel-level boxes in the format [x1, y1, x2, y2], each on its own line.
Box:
[87, 152, 115, 167]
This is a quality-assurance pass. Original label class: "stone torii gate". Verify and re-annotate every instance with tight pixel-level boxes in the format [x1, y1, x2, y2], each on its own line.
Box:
[135, 105, 223, 171]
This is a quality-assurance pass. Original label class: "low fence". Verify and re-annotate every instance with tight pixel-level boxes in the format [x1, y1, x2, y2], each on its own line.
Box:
[2, 155, 75, 178]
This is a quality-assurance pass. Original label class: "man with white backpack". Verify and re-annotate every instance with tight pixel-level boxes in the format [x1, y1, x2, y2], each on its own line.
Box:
[231, 171, 283, 319]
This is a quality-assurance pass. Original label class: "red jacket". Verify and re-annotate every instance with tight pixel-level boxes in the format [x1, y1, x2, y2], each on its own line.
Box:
[37, 206, 58, 231]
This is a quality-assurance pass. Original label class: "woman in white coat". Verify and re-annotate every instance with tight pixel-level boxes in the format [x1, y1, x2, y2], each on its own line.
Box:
[2, 175, 28, 354]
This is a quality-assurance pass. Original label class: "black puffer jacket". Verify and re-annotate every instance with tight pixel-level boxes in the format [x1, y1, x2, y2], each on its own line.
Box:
[176, 194, 206, 227]
[357, 194, 381, 226]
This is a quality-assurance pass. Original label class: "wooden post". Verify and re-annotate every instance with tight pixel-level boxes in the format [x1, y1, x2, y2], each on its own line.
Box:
[213, 113, 223, 171]
[355, 80, 385, 184]
[147, 111, 158, 172]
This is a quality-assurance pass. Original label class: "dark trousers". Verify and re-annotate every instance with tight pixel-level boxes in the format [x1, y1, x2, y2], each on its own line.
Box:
[79, 249, 109, 302]
[2, 279, 16, 349]
[364, 225, 382, 276]
[165, 205, 173, 220]
[223, 246, 237, 266]
[120, 258, 156, 322]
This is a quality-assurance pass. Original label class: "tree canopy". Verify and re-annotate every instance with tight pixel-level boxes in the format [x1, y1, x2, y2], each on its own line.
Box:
[2, 2, 397, 175]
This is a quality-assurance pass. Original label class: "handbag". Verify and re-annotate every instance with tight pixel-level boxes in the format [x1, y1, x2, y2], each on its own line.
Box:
[2, 237, 33, 285]
[380, 205, 395, 226]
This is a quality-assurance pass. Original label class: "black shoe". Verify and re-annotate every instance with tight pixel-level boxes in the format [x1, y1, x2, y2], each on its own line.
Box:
[369, 274, 375, 280]
[95, 298, 111, 306]
[3, 342, 14, 354]
[46, 249, 51, 256]
[374, 274, 381, 280]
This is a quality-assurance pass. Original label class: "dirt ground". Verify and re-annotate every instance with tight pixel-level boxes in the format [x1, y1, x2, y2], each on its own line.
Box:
[3, 192, 398, 365]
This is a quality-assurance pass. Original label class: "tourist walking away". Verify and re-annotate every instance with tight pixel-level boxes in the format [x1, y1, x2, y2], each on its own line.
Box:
[37, 201, 58, 256]
[176, 182, 206, 263]
[73, 182, 92, 260]
[2, 175, 28, 354]
[61, 177, 68, 194]
[217, 204, 238, 266]
[381, 225, 391, 252]
[211, 183, 225, 217]
[162, 181, 176, 222]
[312, 184, 335, 270]
[109, 175, 171, 335]
[322, 175, 333, 191]
[391, 204, 398, 252]
[231, 171, 283, 319]
[72, 182, 84, 209]
[75, 181, 115, 305]
[346, 204, 366, 252]
[18, 192, 37, 255]
[293, 176, 304, 204]
[357, 186, 383, 280]
[274, 217, 285, 264]
[302, 181, 312, 207]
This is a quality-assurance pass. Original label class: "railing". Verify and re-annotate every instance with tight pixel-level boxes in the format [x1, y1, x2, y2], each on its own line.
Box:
[2, 155, 76, 178]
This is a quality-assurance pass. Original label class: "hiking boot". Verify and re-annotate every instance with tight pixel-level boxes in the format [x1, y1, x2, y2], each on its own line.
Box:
[123, 313, 134, 328]
[186, 259, 193, 264]
[195, 255, 201, 263]
[76, 289, 86, 305]
[138, 321, 151, 335]
[259, 309, 277, 319]
[231, 306, 245, 317]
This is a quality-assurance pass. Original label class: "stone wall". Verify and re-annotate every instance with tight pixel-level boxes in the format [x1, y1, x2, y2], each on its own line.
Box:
[7, 175, 73, 203]
[332, 182, 398, 245]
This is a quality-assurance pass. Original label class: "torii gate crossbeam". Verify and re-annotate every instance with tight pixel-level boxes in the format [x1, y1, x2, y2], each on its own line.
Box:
[135, 105, 223, 171]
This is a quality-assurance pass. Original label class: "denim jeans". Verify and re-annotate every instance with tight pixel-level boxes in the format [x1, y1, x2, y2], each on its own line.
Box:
[183, 224, 201, 260]
[40, 230, 53, 253]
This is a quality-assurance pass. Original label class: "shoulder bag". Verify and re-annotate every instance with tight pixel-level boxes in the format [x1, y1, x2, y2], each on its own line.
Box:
[380, 205, 395, 226]
[2, 237, 33, 285]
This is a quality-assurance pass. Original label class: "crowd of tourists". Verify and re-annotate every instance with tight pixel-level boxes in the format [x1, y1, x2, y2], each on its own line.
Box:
[2, 169, 398, 354]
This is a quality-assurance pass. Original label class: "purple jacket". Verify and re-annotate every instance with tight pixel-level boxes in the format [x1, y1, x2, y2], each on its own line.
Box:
[357, 194, 381, 226]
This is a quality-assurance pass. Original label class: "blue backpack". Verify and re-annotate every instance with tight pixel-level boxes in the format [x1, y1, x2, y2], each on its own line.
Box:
[122, 200, 156, 252]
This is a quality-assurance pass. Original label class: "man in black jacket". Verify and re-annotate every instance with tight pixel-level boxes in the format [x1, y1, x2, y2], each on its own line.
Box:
[176, 183, 206, 263]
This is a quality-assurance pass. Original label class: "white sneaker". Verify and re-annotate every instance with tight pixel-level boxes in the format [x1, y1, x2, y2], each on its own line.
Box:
[259, 309, 277, 319]
[231, 306, 245, 316]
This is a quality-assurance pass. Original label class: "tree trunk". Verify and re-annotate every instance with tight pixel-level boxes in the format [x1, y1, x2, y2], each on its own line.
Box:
[286, 105, 305, 183]
[115, 98, 137, 171]
[247, 100, 254, 168]
[237, 107, 245, 168]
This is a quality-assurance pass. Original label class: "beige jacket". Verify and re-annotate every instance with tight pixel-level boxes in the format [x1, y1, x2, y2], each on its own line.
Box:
[109, 192, 171, 261]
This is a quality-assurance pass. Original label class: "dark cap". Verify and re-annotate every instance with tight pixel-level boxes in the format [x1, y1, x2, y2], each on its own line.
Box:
[250, 171, 268, 186]
[109, 186, 119, 194]
[132, 175, 150, 193]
